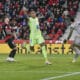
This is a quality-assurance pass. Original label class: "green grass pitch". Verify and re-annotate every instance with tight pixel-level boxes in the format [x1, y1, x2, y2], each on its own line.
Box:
[0, 54, 80, 80]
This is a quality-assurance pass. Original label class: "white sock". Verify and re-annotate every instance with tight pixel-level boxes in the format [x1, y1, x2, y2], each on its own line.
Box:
[74, 47, 80, 54]
[73, 47, 80, 60]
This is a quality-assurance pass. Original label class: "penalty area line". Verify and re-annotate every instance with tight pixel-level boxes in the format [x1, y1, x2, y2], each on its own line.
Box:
[41, 72, 80, 80]
[0, 70, 75, 74]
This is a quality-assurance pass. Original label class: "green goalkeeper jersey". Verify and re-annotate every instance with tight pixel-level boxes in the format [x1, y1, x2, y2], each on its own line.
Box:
[28, 17, 44, 46]
[28, 17, 41, 36]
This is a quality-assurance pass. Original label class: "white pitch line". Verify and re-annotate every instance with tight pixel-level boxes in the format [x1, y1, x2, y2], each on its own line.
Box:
[41, 72, 80, 80]
[0, 70, 74, 74]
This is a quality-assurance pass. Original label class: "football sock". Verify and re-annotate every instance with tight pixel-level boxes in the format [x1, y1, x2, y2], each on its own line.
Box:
[9, 49, 16, 58]
[41, 46, 48, 61]
[73, 47, 80, 60]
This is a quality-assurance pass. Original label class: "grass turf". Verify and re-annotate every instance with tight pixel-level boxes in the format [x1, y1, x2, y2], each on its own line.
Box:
[0, 54, 80, 80]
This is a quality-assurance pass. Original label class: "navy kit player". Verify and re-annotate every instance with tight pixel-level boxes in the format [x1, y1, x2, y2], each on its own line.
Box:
[64, 18, 80, 63]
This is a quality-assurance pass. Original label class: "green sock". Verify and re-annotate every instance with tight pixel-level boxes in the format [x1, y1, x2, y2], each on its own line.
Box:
[41, 46, 48, 61]
[25, 44, 31, 53]
[22, 42, 27, 48]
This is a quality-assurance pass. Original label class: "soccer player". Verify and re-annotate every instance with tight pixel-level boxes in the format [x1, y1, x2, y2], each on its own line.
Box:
[64, 18, 80, 63]
[22, 10, 51, 65]
[3, 16, 17, 62]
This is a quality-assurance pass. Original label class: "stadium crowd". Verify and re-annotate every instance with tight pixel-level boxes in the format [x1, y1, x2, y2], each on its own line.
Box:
[0, 0, 79, 42]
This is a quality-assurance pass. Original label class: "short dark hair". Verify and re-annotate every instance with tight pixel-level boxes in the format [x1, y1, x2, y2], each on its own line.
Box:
[70, 18, 75, 22]
[29, 9, 36, 12]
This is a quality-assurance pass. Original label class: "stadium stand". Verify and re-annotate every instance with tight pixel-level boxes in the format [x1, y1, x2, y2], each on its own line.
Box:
[0, 0, 79, 42]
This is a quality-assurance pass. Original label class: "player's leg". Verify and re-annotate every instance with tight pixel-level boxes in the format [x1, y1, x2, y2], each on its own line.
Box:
[71, 44, 80, 63]
[21, 41, 31, 54]
[30, 46, 34, 52]
[40, 43, 51, 64]
[23, 40, 36, 53]
[71, 38, 80, 63]
[6, 38, 17, 62]
[29, 38, 37, 54]
[38, 36, 51, 64]
[21, 37, 36, 53]
[29, 34, 38, 53]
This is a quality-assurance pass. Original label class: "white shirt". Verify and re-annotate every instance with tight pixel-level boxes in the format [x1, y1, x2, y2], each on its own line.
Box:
[70, 21, 80, 34]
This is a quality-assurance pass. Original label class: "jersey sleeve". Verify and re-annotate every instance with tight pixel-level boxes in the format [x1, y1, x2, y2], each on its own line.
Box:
[70, 22, 78, 30]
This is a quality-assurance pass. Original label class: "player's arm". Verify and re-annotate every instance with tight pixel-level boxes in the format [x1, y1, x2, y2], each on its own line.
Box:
[2, 25, 6, 38]
[64, 27, 74, 43]
[12, 31, 17, 39]
[67, 27, 74, 40]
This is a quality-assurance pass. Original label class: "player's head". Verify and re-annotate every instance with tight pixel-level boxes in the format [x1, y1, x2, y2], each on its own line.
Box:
[4, 15, 10, 24]
[70, 18, 75, 23]
[30, 10, 36, 18]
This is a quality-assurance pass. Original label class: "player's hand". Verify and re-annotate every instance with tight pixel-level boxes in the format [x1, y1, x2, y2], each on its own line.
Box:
[63, 39, 67, 43]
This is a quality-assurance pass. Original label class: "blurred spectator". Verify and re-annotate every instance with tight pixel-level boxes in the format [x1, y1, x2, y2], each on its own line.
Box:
[0, 0, 79, 41]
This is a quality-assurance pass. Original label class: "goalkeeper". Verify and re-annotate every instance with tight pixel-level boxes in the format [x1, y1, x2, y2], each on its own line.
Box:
[22, 10, 51, 65]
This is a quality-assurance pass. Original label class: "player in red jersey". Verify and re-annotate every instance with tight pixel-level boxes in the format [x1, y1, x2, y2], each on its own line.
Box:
[3, 16, 17, 62]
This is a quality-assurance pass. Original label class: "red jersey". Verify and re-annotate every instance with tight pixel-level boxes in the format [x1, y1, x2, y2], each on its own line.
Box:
[3, 24, 14, 41]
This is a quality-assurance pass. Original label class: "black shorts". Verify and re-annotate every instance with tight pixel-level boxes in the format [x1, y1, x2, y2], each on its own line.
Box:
[6, 38, 16, 49]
